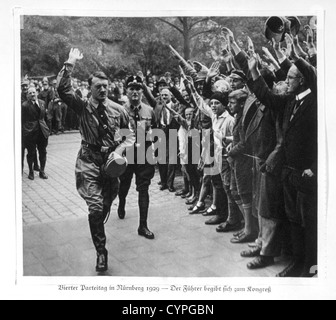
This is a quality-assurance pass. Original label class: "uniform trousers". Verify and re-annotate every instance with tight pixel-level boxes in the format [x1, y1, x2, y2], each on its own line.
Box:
[118, 146, 155, 225]
[75, 146, 119, 253]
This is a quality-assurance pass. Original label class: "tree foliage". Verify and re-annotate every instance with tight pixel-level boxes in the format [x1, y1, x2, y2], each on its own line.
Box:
[21, 15, 312, 80]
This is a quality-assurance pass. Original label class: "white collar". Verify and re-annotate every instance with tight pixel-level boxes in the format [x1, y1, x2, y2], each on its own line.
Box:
[296, 88, 311, 101]
[217, 110, 229, 119]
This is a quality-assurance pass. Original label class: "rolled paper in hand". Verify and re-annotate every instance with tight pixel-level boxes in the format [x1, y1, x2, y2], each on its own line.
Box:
[163, 103, 180, 117]
[169, 45, 184, 61]
[179, 65, 187, 79]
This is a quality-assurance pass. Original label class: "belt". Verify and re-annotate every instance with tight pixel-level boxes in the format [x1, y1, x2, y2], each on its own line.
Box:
[81, 140, 116, 153]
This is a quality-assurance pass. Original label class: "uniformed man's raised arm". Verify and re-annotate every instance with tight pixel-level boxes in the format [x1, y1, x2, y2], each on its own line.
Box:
[56, 48, 86, 114]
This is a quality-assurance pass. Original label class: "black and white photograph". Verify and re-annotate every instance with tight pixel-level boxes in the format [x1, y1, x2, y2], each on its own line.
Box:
[1, 0, 336, 300]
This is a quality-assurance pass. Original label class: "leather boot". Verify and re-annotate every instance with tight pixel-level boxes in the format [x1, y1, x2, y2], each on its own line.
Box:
[138, 190, 154, 239]
[118, 197, 126, 219]
[28, 161, 34, 180]
[96, 250, 108, 273]
[33, 153, 40, 171]
[28, 171, 34, 180]
[88, 212, 108, 272]
[39, 171, 48, 179]
[39, 159, 48, 179]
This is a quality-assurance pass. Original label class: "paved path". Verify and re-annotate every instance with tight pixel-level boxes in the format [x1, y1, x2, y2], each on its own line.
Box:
[22, 132, 290, 277]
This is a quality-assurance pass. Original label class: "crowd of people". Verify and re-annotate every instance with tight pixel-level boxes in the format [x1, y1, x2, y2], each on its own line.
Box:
[21, 18, 317, 277]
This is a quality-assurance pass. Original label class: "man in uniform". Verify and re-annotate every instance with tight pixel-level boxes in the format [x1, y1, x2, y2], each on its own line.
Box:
[117, 76, 157, 240]
[57, 48, 135, 273]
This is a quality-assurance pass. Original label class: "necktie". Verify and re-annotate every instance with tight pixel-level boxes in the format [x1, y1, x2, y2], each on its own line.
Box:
[97, 102, 110, 138]
[97, 102, 108, 127]
[34, 102, 41, 115]
[161, 107, 167, 126]
[133, 107, 140, 124]
[290, 99, 301, 122]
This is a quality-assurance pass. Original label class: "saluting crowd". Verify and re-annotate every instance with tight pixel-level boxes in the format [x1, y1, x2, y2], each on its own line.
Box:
[21, 16, 317, 277]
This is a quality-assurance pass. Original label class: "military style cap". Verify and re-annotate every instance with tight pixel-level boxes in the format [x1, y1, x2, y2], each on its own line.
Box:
[230, 69, 247, 82]
[103, 152, 128, 178]
[126, 75, 143, 88]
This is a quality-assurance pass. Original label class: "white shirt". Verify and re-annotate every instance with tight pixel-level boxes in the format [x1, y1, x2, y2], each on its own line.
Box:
[161, 101, 171, 126]
[192, 92, 234, 174]
[296, 88, 311, 101]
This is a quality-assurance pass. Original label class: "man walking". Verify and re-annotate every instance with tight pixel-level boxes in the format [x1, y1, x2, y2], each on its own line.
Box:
[57, 48, 135, 273]
[117, 76, 157, 240]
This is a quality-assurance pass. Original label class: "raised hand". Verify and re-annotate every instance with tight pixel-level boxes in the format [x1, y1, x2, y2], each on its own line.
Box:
[293, 35, 308, 58]
[285, 34, 299, 62]
[262, 46, 273, 62]
[137, 71, 145, 81]
[272, 38, 285, 61]
[247, 53, 261, 81]
[206, 61, 220, 81]
[262, 46, 280, 70]
[67, 48, 83, 64]
[247, 36, 255, 55]
[247, 53, 258, 71]
[303, 26, 317, 56]
[221, 27, 234, 44]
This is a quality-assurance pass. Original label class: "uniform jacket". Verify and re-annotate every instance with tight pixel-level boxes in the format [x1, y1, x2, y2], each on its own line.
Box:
[56, 63, 135, 156]
[22, 98, 50, 139]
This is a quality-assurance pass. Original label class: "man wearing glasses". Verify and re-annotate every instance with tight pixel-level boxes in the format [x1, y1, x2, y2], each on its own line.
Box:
[247, 38, 317, 278]
[117, 76, 157, 240]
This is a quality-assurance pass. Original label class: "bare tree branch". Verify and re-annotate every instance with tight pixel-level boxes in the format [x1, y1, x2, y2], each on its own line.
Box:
[178, 17, 185, 25]
[189, 17, 210, 29]
[157, 18, 184, 34]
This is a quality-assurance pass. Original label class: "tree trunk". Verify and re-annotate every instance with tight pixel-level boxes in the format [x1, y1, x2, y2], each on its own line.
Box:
[182, 18, 191, 60]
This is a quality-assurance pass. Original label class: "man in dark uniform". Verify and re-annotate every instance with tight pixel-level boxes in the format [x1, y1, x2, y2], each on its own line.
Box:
[57, 48, 135, 273]
[117, 76, 157, 240]
[22, 86, 50, 180]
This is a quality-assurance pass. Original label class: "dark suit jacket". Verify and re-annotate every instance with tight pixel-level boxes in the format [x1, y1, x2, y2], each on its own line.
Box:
[22, 99, 50, 139]
[153, 99, 180, 130]
[235, 50, 286, 176]
[142, 83, 181, 130]
[249, 58, 317, 175]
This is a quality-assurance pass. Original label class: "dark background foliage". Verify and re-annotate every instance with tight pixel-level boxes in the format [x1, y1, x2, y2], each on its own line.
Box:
[21, 15, 312, 81]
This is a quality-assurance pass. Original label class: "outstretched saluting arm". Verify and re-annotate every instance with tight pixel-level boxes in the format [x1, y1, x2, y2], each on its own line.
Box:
[56, 48, 86, 114]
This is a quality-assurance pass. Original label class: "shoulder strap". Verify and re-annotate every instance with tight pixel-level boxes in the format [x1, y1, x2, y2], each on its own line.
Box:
[88, 103, 115, 139]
